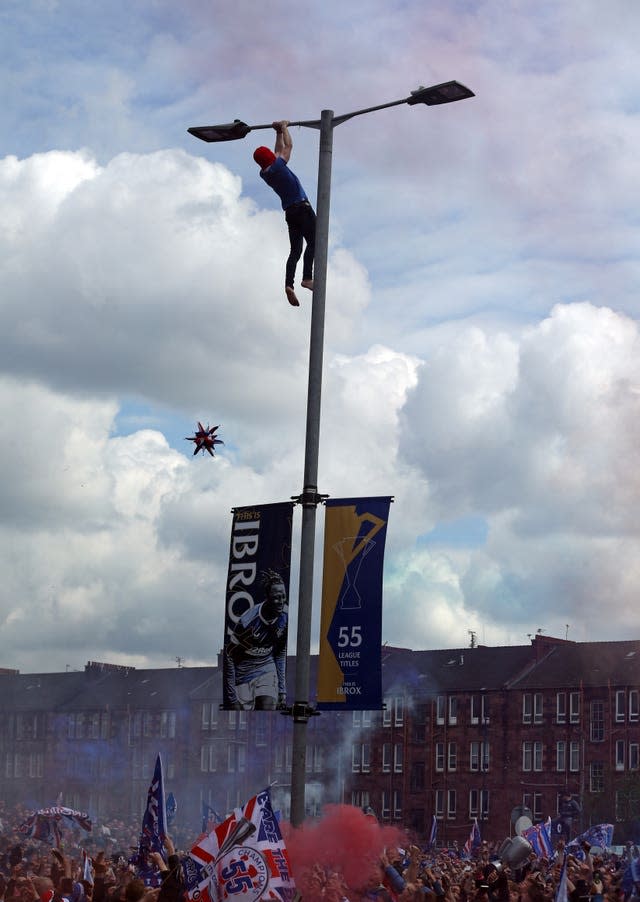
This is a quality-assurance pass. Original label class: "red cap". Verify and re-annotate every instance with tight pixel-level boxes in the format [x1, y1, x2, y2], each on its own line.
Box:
[253, 146, 276, 169]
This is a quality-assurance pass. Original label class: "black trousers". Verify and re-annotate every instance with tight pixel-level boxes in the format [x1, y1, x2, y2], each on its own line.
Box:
[284, 202, 316, 287]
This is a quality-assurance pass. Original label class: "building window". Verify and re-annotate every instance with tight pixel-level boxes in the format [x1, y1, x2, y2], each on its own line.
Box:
[436, 696, 445, 725]
[394, 743, 403, 773]
[393, 790, 402, 819]
[590, 761, 604, 793]
[382, 742, 392, 773]
[523, 741, 543, 772]
[533, 793, 542, 820]
[469, 789, 479, 818]
[447, 789, 456, 819]
[435, 742, 445, 772]
[449, 697, 458, 725]
[352, 742, 370, 773]
[200, 745, 217, 773]
[569, 741, 580, 772]
[569, 692, 580, 724]
[410, 761, 425, 791]
[534, 693, 543, 723]
[556, 692, 566, 724]
[616, 740, 625, 771]
[630, 690, 639, 722]
[395, 697, 404, 726]
[383, 699, 392, 727]
[616, 690, 626, 723]
[630, 743, 639, 771]
[523, 694, 532, 724]
[435, 790, 444, 818]
[590, 701, 605, 742]
[381, 791, 390, 819]
[470, 741, 490, 772]
[352, 710, 373, 728]
[556, 741, 566, 772]
[448, 742, 457, 771]
[471, 695, 490, 724]
[534, 741, 543, 771]
[351, 790, 370, 810]
[201, 702, 212, 729]
[160, 711, 176, 739]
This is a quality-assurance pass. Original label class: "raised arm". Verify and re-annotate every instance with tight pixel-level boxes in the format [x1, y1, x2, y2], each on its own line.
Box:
[273, 120, 292, 162]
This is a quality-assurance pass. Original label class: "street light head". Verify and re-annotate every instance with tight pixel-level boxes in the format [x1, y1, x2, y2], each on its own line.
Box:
[407, 80, 475, 106]
[187, 119, 252, 142]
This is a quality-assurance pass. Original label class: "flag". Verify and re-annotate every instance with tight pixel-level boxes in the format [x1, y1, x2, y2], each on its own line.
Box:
[428, 815, 438, 850]
[222, 502, 294, 711]
[555, 853, 569, 902]
[522, 819, 554, 859]
[82, 849, 94, 885]
[185, 786, 296, 902]
[317, 497, 392, 710]
[567, 823, 614, 853]
[131, 754, 168, 885]
[462, 819, 482, 859]
[166, 793, 177, 826]
[202, 802, 223, 835]
[19, 807, 92, 848]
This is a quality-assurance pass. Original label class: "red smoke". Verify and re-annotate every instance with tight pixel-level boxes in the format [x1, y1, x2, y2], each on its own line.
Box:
[283, 804, 406, 902]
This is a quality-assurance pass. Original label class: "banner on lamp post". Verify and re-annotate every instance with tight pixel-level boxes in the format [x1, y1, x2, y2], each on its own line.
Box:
[316, 496, 392, 710]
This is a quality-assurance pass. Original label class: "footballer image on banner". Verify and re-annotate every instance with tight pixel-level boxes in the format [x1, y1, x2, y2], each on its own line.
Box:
[222, 502, 294, 711]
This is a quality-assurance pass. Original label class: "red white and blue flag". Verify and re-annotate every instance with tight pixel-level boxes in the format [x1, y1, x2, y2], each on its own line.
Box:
[184, 787, 296, 902]
[522, 818, 554, 859]
[462, 818, 482, 859]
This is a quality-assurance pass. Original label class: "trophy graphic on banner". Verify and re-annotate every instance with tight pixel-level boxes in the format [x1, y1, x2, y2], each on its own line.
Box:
[332, 535, 376, 610]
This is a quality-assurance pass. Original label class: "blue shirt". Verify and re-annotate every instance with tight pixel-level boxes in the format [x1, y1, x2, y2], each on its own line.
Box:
[260, 156, 308, 210]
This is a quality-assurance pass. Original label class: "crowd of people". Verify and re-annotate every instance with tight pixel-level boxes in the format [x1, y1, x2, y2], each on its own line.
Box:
[0, 801, 638, 902]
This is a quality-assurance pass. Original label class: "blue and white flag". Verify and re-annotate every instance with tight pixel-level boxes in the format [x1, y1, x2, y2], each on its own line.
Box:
[132, 753, 168, 884]
[82, 849, 94, 885]
[166, 793, 177, 826]
[555, 853, 569, 902]
[567, 823, 614, 853]
[429, 815, 438, 849]
[141, 754, 167, 854]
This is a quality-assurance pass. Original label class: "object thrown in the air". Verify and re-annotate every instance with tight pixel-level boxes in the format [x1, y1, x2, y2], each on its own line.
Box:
[186, 422, 224, 457]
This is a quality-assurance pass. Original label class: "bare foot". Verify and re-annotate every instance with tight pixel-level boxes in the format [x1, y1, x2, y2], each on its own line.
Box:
[301, 279, 314, 291]
[285, 286, 300, 306]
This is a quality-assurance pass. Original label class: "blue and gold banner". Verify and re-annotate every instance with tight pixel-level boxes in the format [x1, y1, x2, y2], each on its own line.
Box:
[316, 496, 392, 710]
[222, 502, 294, 711]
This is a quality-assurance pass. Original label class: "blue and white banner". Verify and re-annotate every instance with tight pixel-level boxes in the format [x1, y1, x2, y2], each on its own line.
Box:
[317, 496, 392, 710]
[222, 502, 294, 711]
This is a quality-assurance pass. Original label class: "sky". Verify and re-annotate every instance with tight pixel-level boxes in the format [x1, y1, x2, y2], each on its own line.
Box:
[1, 0, 639, 674]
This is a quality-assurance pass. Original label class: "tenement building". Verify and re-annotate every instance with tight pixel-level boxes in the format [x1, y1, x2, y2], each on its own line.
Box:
[0, 635, 638, 844]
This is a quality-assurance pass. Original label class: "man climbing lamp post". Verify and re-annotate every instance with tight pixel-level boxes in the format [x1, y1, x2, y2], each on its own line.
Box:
[188, 79, 475, 827]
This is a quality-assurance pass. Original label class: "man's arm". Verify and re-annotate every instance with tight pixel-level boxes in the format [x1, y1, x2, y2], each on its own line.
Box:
[273, 120, 292, 162]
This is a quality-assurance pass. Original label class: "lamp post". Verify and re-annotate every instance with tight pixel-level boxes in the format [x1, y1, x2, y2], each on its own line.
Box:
[189, 80, 474, 827]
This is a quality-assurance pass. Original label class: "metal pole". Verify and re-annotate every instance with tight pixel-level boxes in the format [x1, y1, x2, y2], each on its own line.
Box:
[290, 109, 334, 828]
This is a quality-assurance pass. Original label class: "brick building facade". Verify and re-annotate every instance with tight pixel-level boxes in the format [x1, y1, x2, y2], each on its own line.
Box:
[0, 636, 638, 844]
